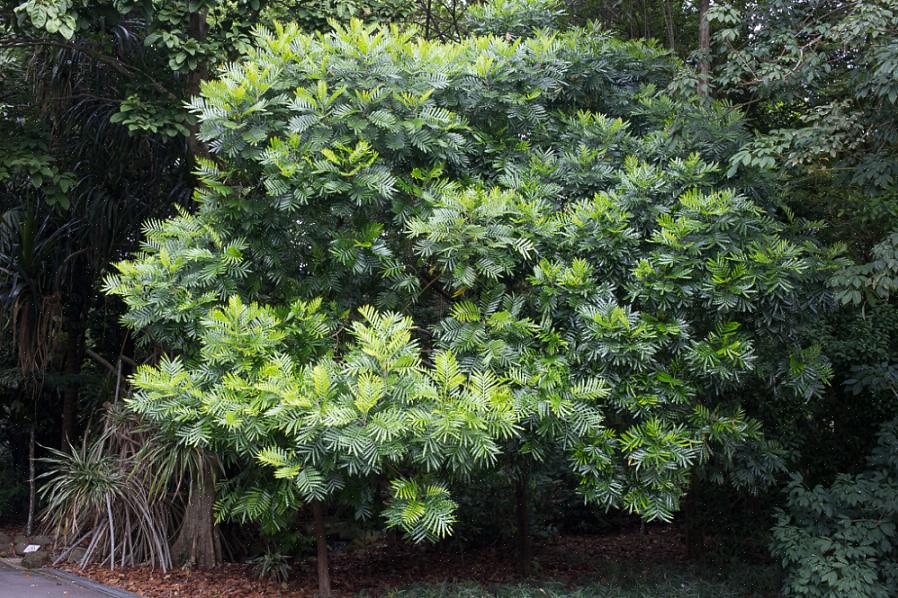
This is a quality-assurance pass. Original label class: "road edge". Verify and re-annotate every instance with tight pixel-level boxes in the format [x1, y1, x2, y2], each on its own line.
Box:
[0, 558, 142, 598]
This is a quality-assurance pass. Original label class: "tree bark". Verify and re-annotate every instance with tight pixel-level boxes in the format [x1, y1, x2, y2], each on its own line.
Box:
[171, 459, 221, 567]
[697, 0, 711, 96]
[185, 8, 210, 162]
[514, 475, 532, 577]
[663, 0, 677, 52]
[25, 422, 35, 536]
[311, 500, 332, 597]
[60, 319, 86, 447]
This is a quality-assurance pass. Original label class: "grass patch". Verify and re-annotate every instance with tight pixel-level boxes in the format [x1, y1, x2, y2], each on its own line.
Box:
[375, 561, 780, 597]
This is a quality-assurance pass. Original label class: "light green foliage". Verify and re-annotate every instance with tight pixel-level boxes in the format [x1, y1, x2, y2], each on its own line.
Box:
[104, 206, 252, 348]
[771, 419, 898, 598]
[109, 95, 193, 138]
[13, 0, 77, 39]
[108, 11, 831, 541]
[129, 297, 518, 540]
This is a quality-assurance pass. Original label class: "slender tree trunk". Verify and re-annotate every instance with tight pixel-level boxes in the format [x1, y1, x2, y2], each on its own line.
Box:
[641, 0, 649, 39]
[171, 458, 221, 567]
[697, 0, 711, 96]
[25, 422, 35, 536]
[514, 475, 532, 577]
[185, 8, 210, 161]
[61, 389, 74, 447]
[60, 320, 86, 447]
[663, 0, 676, 51]
[311, 500, 332, 597]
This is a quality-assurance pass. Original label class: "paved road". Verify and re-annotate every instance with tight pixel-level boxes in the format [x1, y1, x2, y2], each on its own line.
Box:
[0, 560, 135, 597]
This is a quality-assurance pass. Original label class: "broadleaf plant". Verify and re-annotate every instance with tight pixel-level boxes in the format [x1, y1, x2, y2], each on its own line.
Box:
[106, 6, 834, 592]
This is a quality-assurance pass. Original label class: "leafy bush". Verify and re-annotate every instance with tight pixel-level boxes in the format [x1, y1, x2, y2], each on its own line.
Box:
[105, 5, 834, 590]
[771, 419, 898, 597]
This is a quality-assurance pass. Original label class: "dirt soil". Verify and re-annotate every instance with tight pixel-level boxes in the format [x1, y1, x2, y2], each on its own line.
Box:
[57, 527, 687, 597]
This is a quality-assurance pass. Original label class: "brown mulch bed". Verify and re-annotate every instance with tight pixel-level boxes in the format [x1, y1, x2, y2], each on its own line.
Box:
[57, 527, 686, 597]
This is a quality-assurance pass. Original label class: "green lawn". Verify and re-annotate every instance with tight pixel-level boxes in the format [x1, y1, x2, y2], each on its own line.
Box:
[376, 562, 780, 597]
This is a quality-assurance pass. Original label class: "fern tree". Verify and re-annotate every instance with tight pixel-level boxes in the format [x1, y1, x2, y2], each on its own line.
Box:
[106, 2, 834, 589]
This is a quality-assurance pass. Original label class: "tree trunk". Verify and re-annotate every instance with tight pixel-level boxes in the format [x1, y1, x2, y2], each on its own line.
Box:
[171, 459, 221, 568]
[53, 282, 88, 448]
[663, 0, 676, 52]
[25, 422, 35, 536]
[60, 318, 86, 447]
[311, 500, 332, 597]
[185, 8, 211, 161]
[697, 0, 711, 96]
[514, 475, 532, 577]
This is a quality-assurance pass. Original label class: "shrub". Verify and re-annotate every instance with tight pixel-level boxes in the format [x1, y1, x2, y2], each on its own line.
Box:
[771, 419, 898, 597]
[106, 5, 832, 591]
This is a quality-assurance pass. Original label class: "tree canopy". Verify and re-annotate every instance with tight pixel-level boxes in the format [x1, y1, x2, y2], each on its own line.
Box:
[101, 15, 836, 588]
[2, 1, 897, 596]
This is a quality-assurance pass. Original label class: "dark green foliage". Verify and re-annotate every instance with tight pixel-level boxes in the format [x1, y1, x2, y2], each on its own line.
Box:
[771, 419, 898, 598]
[712, 1, 898, 192]
[465, 0, 566, 37]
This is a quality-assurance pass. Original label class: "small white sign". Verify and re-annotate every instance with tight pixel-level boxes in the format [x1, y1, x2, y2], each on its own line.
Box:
[23, 544, 40, 553]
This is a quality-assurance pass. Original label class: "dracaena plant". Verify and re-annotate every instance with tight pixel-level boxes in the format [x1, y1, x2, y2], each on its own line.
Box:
[106, 7, 835, 592]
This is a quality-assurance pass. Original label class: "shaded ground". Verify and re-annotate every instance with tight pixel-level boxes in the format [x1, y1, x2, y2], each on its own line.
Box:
[56, 527, 779, 598]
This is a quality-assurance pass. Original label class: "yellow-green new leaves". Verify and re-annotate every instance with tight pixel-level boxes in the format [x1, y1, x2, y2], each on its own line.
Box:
[130, 298, 521, 541]
[351, 372, 384, 414]
[384, 479, 457, 543]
